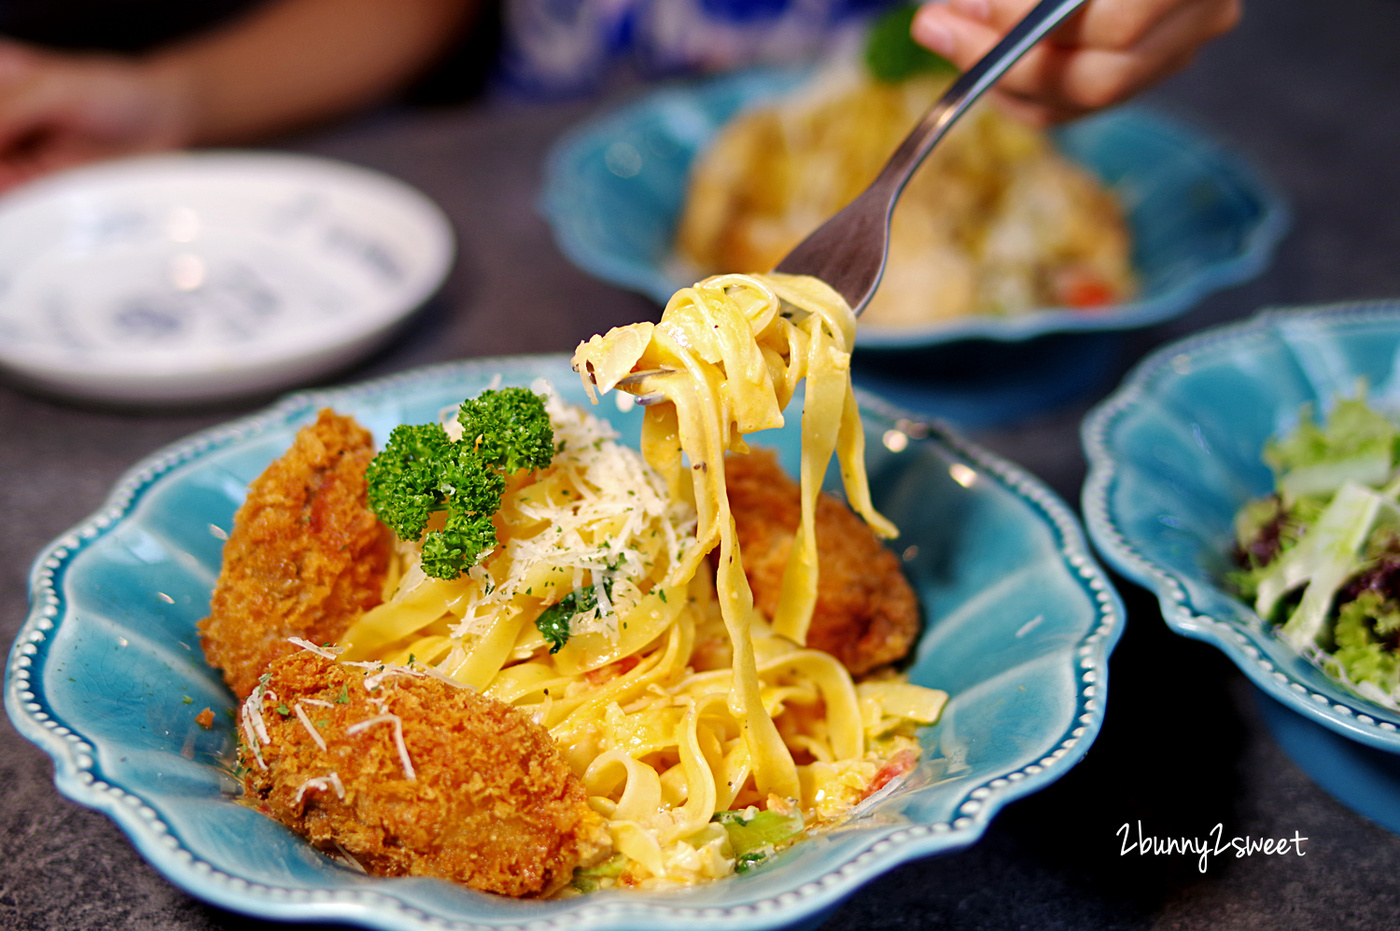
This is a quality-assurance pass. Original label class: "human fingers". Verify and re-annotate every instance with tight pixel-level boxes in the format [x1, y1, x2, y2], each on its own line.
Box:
[912, 0, 1239, 118]
[0, 143, 86, 193]
[0, 62, 74, 161]
[987, 42, 1200, 123]
[968, 42, 1197, 126]
[0, 126, 77, 194]
[934, 0, 1240, 54]
[0, 56, 188, 154]
[0, 39, 44, 85]
[0, 42, 80, 156]
[0, 57, 177, 193]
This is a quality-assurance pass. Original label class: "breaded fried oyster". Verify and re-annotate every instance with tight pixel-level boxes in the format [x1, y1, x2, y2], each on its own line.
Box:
[724, 449, 921, 675]
[200, 410, 392, 698]
[240, 646, 609, 897]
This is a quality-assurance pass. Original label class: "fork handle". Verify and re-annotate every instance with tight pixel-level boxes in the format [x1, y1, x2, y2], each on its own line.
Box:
[871, 0, 1089, 201]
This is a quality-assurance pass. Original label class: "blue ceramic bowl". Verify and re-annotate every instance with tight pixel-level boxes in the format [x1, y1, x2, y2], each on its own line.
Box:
[8, 356, 1123, 930]
[540, 68, 1289, 350]
[1081, 302, 1400, 828]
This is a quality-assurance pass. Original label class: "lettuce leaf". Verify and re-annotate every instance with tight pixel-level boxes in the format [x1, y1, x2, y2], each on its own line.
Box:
[1235, 389, 1400, 704]
[1266, 395, 1398, 505]
[1325, 590, 1400, 699]
[1268, 482, 1386, 647]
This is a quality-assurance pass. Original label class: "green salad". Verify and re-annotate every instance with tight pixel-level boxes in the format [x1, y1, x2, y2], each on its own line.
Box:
[1232, 389, 1400, 708]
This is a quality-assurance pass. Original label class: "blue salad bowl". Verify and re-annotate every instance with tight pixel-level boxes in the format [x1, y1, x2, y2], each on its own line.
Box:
[8, 355, 1123, 930]
[540, 67, 1289, 350]
[1081, 301, 1400, 831]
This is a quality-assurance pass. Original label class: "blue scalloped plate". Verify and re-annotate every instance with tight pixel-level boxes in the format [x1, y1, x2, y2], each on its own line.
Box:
[8, 355, 1123, 930]
[540, 68, 1289, 350]
[1081, 302, 1400, 829]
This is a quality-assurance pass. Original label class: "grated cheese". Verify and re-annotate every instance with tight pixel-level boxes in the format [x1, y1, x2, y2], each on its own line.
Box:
[444, 381, 697, 648]
[293, 702, 327, 751]
[293, 773, 346, 803]
[346, 714, 417, 781]
[362, 666, 423, 692]
[328, 771, 346, 798]
[240, 685, 272, 769]
[287, 637, 342, 660]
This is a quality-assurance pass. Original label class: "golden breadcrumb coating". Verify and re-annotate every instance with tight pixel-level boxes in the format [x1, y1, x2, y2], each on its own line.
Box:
[724, 449, 921, 675]
[200, 409, 391, 699]
[241, 649, 610, 897]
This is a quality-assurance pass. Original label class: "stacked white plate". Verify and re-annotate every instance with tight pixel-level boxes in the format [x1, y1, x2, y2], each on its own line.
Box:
[0, 151, 454, 405]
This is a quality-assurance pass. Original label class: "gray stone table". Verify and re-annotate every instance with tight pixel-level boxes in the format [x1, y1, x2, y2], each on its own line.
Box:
[5, 0, 1400, 927]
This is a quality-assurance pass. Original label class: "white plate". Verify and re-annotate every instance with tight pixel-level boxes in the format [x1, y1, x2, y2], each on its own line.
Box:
[0, 151, 455, 405]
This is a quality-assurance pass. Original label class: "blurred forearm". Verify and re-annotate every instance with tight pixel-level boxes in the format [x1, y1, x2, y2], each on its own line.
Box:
[148, 0, 479, 146]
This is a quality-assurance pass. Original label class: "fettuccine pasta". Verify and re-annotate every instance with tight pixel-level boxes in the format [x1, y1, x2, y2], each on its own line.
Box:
[331, 272, 945, 890]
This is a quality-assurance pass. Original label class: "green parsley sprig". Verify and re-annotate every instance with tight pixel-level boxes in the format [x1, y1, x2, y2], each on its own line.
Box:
[365, 387, 555, 580]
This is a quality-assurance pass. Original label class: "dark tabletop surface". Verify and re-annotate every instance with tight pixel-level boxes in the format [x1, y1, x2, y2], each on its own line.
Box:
[6, 0, 1400, 928]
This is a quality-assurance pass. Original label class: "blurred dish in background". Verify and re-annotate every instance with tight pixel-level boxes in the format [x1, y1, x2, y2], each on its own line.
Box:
[541, 68, 1287, 351]
[0, 151, 454, 406]
[675, 62, 1136, 330]
[1082, 301, 1400, 833]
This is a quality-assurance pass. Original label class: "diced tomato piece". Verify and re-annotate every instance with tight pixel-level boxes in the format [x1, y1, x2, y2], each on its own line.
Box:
[1063, 276, 1116, 309]
[863, 748, 919, 799]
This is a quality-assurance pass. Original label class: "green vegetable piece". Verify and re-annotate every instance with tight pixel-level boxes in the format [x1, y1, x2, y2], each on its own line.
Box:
[1266, 394, 1399, 505]
[535, 586, 600, 654]
[457, 386, 557, 474]
[1327, 591, 1400, 695]
[734, 851, 770, 874]
[864, 2, 956, 84]
[570, 853, 627, 892]
[365, 388, 554, 580]
[713, 807, 804, 859]
[365, 423, 451, 541]
[1266, 482, 1394, 649]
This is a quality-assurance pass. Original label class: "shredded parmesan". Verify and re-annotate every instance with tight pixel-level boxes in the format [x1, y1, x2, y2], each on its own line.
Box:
[288, 637, 342, 660]
[329, 839, 368, 872]
[293, 702, 327, 751]
[242, 688, 272, 745]
[346, 714, 416, 781]
[363, 666, 422, 692]
[442, 382, 697, 648]
[422, 666, 472, 690]
[240, 715, 266, 770]
[239, 686, 271, 770]
[340, 660, 385, 672]
[293, 774, 346, 803]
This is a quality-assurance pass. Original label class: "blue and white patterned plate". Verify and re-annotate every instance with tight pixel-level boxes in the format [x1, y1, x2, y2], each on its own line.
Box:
[7, 355, 1123, 930]
[540, 68, 1289, 350]
[1081, 302, 1400, 828]
[0, 152, 454, 406]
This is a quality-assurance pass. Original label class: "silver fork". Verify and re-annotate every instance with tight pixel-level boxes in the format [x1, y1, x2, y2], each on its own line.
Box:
[774, 0, 1089, 315]
[613, 0, 1087, 403]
